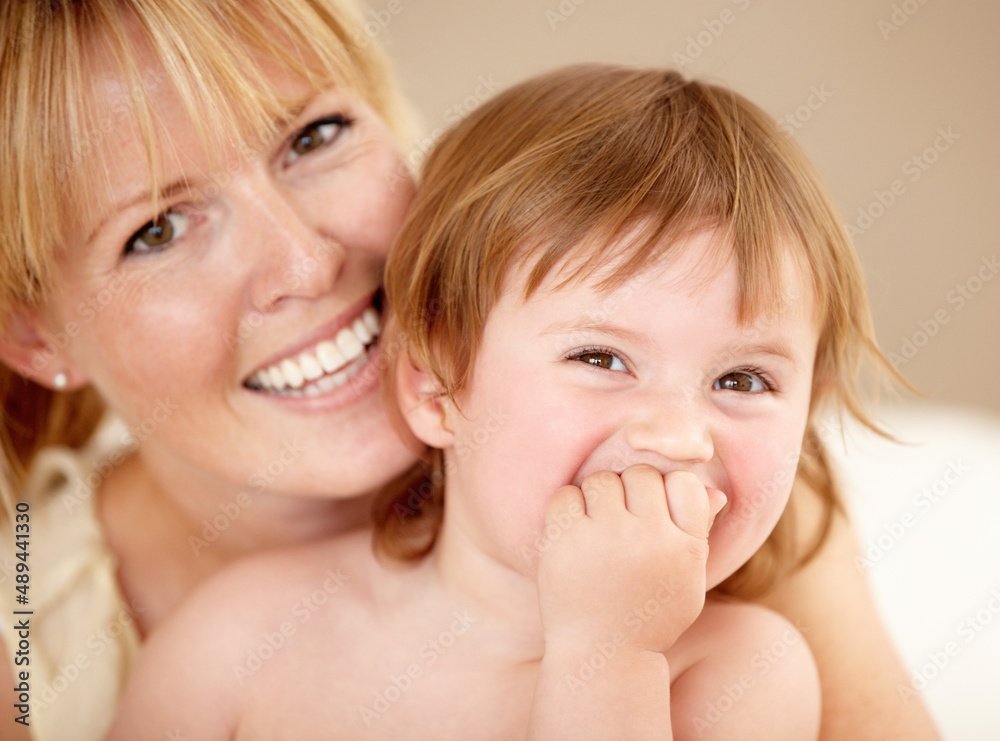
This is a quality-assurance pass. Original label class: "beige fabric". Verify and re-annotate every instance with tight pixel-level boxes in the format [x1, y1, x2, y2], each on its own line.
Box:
[1, 417, 139, 741]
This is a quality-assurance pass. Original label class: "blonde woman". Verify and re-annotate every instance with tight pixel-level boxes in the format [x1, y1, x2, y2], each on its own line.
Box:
[0, 2, 938, 740]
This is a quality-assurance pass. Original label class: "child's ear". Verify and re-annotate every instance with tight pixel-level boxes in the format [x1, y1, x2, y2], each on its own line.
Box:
[395, 355, 455, 449]
[0, 308, 89, 391]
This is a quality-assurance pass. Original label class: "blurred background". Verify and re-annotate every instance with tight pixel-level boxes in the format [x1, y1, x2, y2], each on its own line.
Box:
[366, 0, 1000, 415]
[361, 1, 1000, 738]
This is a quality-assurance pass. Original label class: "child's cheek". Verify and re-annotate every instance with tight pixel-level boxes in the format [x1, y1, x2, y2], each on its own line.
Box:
[493, 402, 603, 560]
[707, 435, 802, 580]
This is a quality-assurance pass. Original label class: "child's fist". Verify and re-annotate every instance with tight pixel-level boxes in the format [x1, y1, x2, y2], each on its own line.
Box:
[536, 465, 726, 655]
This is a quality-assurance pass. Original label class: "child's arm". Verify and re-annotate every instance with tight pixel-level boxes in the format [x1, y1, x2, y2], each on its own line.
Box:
[526, 466, 820, 740]
[530, 604, 821, 741]
[668, 602, 820, 740]
[526, 466, 716, 741]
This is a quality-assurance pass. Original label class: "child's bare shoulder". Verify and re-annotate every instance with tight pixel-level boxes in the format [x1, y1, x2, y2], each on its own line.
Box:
[109, 531, 379, 740]
[170, 529, 379, 642]
[668, 599, 821, 740]
[197, 529, 377, 614]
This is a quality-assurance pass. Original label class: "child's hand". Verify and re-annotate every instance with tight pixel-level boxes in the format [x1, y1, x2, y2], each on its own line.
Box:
[535, 465, 726, 655]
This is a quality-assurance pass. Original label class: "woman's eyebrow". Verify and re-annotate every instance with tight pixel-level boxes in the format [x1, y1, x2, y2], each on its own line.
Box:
[86, 177, 193, 245]
[85, 99, 319, 246]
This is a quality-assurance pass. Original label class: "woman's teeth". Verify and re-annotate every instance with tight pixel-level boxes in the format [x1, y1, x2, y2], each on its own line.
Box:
[248, 308, 380, 395]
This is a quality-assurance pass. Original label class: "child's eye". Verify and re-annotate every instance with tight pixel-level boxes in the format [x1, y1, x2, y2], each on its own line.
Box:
[713, 369, 772, 393]
[124, 212, 190, 256]
[567, 348, 629, 372]
[284, 114, 351, 165]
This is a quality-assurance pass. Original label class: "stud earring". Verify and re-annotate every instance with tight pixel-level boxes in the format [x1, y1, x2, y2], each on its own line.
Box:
[53, 372, 68, 390]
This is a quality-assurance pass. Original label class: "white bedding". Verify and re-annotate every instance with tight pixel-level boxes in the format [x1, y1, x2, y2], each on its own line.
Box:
[827, 401, 1000, 739]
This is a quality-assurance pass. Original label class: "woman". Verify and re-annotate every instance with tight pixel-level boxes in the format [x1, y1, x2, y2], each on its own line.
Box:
[0, 1, 939, 740]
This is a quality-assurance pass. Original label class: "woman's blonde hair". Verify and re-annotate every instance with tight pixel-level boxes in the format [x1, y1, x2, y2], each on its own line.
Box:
[0, 0, 414, 511]
[378, 64, 905, 597]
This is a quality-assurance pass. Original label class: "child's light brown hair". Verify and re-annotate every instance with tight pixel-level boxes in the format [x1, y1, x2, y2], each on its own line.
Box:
[378, 63, 903, 598]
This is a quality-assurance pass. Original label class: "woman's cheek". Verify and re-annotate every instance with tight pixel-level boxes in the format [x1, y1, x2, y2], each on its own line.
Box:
[359, 161, 416, 257]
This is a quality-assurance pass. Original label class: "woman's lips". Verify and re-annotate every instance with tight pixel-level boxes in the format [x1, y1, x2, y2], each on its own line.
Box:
[244, 301, 381, 396]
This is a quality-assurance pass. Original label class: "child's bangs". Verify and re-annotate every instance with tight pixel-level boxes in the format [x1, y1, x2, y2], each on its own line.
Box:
[520, 209, 797, 333]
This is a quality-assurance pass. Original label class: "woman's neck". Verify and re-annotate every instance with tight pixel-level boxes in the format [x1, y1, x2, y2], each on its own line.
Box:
[98, 449, 375, 635]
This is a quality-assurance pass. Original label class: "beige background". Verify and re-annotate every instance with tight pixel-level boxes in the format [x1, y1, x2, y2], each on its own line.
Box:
[364, 0, 1000, 415]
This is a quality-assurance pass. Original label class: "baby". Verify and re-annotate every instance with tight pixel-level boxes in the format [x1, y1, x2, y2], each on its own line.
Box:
[111, 64, 897, 739]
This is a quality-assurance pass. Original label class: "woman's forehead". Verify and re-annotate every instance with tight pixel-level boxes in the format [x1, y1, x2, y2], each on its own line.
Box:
[74, 28, 326, 236]
[80, 18, 319, 140]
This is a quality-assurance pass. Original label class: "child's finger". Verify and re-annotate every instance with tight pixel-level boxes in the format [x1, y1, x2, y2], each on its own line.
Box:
[620, 464, 669, 518]
[545, 484, 586, 529]
[579, 470, 625, 517]
[663, 470, 710, 538]
[706, 488, 728, 532]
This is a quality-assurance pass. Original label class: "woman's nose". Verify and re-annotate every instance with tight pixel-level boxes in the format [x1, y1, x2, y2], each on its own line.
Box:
[622, 391, 714, 464]
[238, 176, 346, 313]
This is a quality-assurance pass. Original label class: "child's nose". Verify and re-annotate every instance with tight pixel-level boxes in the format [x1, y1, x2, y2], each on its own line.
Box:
[622, 398, 714, 465]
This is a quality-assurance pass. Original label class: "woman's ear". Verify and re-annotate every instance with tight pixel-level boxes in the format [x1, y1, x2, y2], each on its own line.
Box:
[0, 309, 89, 391]
[394, 355, 455, 450]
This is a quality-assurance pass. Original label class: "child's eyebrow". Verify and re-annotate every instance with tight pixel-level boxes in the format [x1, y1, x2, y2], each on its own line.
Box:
[724, 341, 799, 366]
[539, 319, 650, 347]
[542, 319, 800, 366]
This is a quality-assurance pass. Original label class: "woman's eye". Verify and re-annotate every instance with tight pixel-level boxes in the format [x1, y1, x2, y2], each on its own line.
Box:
[714, 370, 768, 393]
[284, 115, 349, 164]
[571, 350, 628, 372]
[125, 212, 190, 256]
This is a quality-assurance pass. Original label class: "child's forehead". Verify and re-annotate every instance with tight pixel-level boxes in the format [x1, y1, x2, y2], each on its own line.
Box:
[511, 226, 818, 330]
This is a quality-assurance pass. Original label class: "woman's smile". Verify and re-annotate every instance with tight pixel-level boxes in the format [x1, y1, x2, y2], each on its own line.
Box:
[244, 293, 382, 397]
